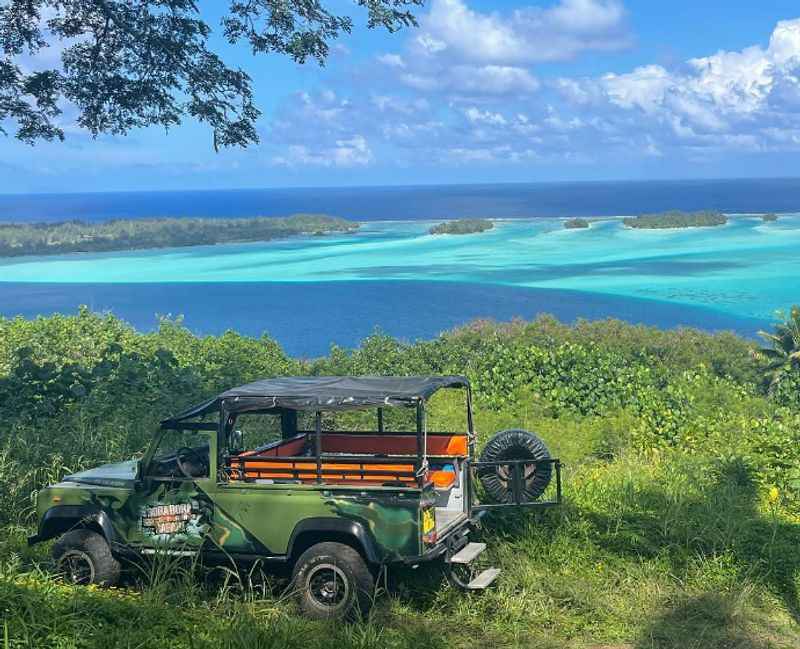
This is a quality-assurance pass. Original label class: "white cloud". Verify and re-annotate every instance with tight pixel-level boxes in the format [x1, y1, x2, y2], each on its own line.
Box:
[273, 135, 373, 168]
[415, 33, 448, 55]
[556, 18, 800, 151]
[400, 64, 539, 95]
[548, 0, 625, 31]
[601, 65, 672, 113]
[451, 65, 540, 94]
[398, 72, 439, 92]
[768, 18, 800, 64]
[544, 110, 585, 131]
[382, 0, 630, 97]
[446, 146, 509, 163]
[381, 121, 443, 140]
[370, 95, 429, 114]
[415, 0, 630, 65]
[377, 53, 406, 68]
[331, 136, 373, 166]
[465, 107, 507, 125]
[265, 14, 800, 173]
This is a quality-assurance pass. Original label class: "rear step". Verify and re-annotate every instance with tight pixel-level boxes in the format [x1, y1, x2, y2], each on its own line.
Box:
[446, 542, 502, 591]
[466, 567, 501, 590]
[447, 542, 486, 564]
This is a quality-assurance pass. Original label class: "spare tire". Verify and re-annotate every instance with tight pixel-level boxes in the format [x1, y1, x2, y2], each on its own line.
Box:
[477, 429, 552, 504]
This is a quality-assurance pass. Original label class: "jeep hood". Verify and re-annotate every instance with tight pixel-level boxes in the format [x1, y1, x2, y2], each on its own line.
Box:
[63, 459, 139, 488]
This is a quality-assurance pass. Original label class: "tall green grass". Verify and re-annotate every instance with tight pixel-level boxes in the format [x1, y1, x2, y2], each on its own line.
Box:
[1, 310, 800, 647]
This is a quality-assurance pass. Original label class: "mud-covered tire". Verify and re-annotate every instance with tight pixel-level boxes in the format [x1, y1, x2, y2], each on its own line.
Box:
[52, 529, 121, 587]
[291, 542, 375, 620]
[477, 429, 552, 504]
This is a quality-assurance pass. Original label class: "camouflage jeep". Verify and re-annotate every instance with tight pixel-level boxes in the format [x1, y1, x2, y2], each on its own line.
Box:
[30, 375, 561, 619]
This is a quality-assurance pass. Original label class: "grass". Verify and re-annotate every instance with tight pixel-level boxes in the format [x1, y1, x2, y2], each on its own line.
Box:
[2, 406, 800, 648]
[2, 311, 799, 648]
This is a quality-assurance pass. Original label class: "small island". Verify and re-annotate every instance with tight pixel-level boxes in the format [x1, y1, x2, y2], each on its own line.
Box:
[0, 213, 359, 257]
[762, 212, 779, 222]
[564, 218, 590, 229]
[428, 218, 494, 236]
[623, 210, 727, 229]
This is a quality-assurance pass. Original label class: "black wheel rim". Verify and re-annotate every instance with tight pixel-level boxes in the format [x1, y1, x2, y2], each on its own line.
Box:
[59, 550, 94, 585]
[494, 462, 538, 489]
[306, 563, 349, 610]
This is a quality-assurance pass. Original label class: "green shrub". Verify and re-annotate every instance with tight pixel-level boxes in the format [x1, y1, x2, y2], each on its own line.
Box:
[2, 309, 800, 648]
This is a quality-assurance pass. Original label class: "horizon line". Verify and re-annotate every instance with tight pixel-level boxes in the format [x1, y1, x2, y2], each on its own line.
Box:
[3, 175, 800, 198]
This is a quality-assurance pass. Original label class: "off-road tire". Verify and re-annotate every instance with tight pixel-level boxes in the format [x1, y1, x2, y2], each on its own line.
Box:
[291, 542, 374, 620]
[52, 529, 121, 587]
[477, 429, 552, 503]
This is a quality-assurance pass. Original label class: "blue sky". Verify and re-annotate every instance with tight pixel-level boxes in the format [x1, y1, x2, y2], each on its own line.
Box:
[4, 0, 800, 193]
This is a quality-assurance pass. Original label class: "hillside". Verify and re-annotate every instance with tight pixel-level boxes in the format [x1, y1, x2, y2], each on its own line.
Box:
[0, 214, 359, 257]
[2, 309, 800, 648]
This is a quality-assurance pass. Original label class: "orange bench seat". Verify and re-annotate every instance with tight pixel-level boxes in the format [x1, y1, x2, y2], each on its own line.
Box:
[228, 460, 457, 489]
[226, 432, 464, 488]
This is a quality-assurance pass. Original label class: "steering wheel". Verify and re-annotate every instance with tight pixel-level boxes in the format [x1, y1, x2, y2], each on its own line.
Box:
[175, 446, 208, 479]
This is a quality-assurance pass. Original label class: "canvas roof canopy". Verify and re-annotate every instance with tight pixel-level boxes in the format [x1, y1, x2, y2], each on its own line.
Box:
[162, 375, 470, 425]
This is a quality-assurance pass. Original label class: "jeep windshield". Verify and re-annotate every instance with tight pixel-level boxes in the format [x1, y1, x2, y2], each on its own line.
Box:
[150, 430, 210, 479]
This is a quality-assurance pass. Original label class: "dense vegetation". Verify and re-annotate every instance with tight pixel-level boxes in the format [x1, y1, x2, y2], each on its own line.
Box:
[763, 213, 779, 222]
[623, 210, 728, 229]
[428, 219, 494, 236]
[0, 214, 358, 257]
[563, 218, 590, 229]
[2, 309, 800, 648]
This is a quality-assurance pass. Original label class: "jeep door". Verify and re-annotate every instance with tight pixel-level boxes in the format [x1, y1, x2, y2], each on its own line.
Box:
[133, 428, 216, 552]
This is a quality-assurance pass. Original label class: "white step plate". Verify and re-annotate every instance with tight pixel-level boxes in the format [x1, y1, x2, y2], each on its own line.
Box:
[466, 567, 501, 590]
[448, 542, 486, 564]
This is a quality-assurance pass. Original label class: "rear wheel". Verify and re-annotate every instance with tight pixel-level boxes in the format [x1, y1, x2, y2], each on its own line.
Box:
[52, 529, 121, 587]
[292, 542, 374, 620]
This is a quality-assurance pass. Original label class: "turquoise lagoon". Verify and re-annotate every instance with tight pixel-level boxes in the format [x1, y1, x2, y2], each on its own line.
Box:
[1, 215, 798, 353]
[2, 215, 799, 322]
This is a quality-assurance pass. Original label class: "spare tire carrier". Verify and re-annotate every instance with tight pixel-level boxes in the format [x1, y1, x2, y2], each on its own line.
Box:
[472, 429, 562, 511]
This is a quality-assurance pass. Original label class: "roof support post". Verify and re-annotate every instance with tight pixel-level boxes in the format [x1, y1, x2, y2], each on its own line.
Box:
[415, 400, 426, 485]
[218, 400, 227, 457]
[315, 411, 322, 484]
[377, 407, 384, 433]
[466, 385, 476, 457]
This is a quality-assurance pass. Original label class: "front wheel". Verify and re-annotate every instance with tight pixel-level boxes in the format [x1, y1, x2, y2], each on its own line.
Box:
[291, 542, 375, 620]
[52, 529, 121, 587]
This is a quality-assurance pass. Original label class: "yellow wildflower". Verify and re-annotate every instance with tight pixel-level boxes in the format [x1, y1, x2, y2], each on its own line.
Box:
[768, 486, 780, 504]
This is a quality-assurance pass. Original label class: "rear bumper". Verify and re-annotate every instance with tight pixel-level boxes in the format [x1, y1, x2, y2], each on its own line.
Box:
[400, 542, 449, 565]
[400, 514, 475, 565]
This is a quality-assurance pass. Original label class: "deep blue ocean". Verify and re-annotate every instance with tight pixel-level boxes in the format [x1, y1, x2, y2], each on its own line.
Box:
[1, 179, 797, 356]
[2, 177, 800, 222]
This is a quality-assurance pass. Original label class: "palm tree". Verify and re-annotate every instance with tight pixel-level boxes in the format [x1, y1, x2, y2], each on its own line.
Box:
[753, 305, 800, 392]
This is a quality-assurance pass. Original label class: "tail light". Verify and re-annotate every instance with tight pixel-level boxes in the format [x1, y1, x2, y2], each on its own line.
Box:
[422, 507, 437, 545]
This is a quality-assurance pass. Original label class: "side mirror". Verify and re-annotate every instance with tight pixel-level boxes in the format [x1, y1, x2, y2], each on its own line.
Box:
[230, 429, 244, 453]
